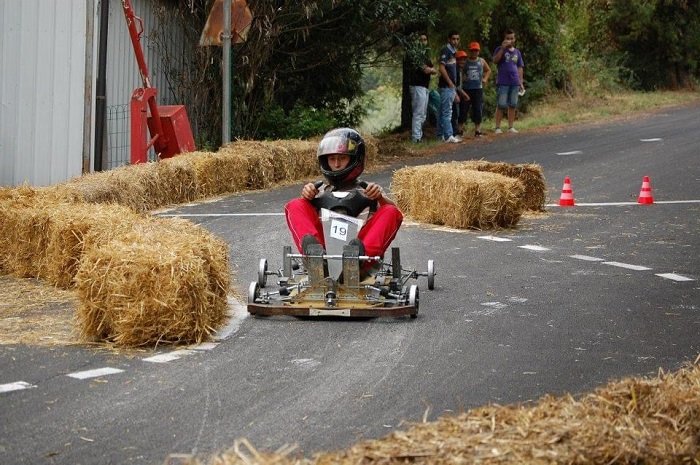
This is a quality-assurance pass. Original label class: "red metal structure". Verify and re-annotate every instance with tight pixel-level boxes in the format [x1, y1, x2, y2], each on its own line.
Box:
[122, 0, 195, 164]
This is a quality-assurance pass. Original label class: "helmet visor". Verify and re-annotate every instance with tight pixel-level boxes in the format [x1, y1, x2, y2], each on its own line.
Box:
[317, 135, 358, 157]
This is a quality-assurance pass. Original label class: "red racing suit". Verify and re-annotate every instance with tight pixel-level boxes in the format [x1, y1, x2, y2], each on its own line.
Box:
[284, 184, 403, 258]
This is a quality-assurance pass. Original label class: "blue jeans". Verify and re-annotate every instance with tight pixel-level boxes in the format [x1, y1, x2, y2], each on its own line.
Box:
[497, 85, 519, 109]
[409, 85, 429, 142]
[437, 87, 456, 139]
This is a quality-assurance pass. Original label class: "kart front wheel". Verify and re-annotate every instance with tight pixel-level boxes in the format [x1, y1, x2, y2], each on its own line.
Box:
[258, 258, 268, 287]
[248, 281, 260, 303]
[408, 284, 419, 311]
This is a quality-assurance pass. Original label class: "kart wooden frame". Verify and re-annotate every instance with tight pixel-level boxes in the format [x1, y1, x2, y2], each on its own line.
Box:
[247, 245, 435, 318]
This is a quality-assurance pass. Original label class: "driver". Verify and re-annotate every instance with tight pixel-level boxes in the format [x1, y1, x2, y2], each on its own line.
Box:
[284, 128, 403, 260]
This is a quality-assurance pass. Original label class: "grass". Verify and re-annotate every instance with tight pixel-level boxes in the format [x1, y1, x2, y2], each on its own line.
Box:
[517, 90, 700, 130]
[363, 89, 700, 141]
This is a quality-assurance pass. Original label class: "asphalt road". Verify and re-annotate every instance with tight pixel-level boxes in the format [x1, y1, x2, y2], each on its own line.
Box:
[1, 104, 698, 465]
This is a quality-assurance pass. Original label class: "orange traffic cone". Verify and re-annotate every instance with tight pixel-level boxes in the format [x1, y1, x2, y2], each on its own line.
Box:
[559, 176, 575, 206]
[637, 176, 654, 204]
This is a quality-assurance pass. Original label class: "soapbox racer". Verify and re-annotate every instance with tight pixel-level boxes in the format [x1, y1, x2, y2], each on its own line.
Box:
[247, 204, 435, 318]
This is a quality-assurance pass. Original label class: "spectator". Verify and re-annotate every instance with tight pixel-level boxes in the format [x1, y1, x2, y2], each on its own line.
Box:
[452, 50, 470, 137]
[492, 29, 525, 134]
[437, 31, 462, 143]
[462, 41, 491, 137]
[406, 33, 438, 143]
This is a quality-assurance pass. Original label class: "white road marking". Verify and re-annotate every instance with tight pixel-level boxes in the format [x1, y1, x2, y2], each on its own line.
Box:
[478, 235, 513, 242]
[0, 381, 37, 393]
[192, 342, 219, 351]
[213, 297, 249, 341]
[640, 138, 663, 142]
[546, 200, 700, 207]
[518, 245, 550, 251]
[656, 273, 695, 282]
[481, 302, 508, 309]
[556, 150, 583, 155]
[66, 367, 124, 380]
[570, 254, 605, 261]
[143, 350, 195, 363]
[158, 212, 284, 217]
[602, 261, 652, 271]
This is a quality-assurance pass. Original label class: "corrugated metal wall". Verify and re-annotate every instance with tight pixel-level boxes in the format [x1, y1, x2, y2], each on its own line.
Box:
[0, 0, 89, 187]
[0, 0, 193, 186]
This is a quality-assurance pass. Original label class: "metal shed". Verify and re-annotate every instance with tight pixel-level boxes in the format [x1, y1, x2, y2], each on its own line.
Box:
[0, 0, 191, 187]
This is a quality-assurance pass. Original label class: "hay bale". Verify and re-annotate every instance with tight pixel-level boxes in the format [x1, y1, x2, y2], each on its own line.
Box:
[392, 162, 525, 229]
[0, 201, 52, 277]
[218, 141, 289, 189]
[50, 161, 198, 212]
[74, 216, 230, 346]
[164, 150, 250, 198]
[218, 136, 376, 190]
[459, 160, 546, 211]
[41, 203, 142, 288]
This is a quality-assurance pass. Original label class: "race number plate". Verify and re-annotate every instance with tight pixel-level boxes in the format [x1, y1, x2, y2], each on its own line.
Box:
[329, 219, 349, 241]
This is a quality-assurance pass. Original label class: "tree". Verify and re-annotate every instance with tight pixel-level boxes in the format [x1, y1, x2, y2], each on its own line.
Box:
[583, 0, 700, 90]
[233, 0, 434, 138]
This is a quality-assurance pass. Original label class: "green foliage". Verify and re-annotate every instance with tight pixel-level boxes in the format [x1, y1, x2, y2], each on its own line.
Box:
[255, 101, 366, 140]
[159, 0, 699, 145]
[581, 0, 700, 89]
[256, 104, 333, 140]
[233, 0, 434, 139]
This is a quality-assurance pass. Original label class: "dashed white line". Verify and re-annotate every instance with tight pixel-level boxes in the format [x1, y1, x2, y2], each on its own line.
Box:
[66, 367, 124, 380]
[0, 381, 37, 393]
[556, 150, 583, 156]
[481, 302, 508, 309]
[477, 235, 513, 242]
[655, 273, 695, 282]
[640, 138, 663, 142]
[518, 245, 550, 251]
[602, 261, 652, 271]
[569, 254, 605, 262]
[143, 350, 195, 363]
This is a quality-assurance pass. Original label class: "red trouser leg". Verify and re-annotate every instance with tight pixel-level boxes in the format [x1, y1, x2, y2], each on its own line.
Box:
[284, 198, 325, 253]
[357, 204, 403, 258]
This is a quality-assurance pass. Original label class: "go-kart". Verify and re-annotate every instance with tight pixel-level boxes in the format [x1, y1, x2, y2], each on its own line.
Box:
[247, 184, 435, 318]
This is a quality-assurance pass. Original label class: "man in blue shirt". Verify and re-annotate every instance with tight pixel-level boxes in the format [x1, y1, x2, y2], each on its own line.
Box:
[437, 31, 462, 143]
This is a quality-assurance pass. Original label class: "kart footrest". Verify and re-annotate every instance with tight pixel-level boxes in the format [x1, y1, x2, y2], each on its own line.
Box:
[342, 245, 360, 287]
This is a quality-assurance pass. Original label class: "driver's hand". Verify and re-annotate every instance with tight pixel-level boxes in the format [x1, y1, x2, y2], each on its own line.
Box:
[301, 182, 319, 200]
[363, 182, 384, 200]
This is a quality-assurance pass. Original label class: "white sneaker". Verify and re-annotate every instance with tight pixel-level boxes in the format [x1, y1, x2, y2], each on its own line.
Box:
[508, 127, 519, 133]
[444, 135, 461, 143]
[494, 128, 503, 134]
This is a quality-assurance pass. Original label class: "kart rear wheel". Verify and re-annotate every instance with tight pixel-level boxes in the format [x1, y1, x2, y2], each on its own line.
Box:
[248, 281, 260, 303]
[427, 260, 435, 290]
[258, 258, 268, 287]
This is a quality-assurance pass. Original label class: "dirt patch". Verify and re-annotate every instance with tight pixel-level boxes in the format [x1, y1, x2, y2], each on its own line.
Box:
[0, 276, 78, 345]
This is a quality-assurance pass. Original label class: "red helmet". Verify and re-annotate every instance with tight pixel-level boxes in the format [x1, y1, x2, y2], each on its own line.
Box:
[455, 50, 468, 59]
[317, 128, 366, 187]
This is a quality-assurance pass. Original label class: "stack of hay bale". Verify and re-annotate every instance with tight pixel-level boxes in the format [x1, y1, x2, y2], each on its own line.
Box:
[1, 138, 375, 346]
[0, 187, 229, 346]
[392, 160, 545, 230]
